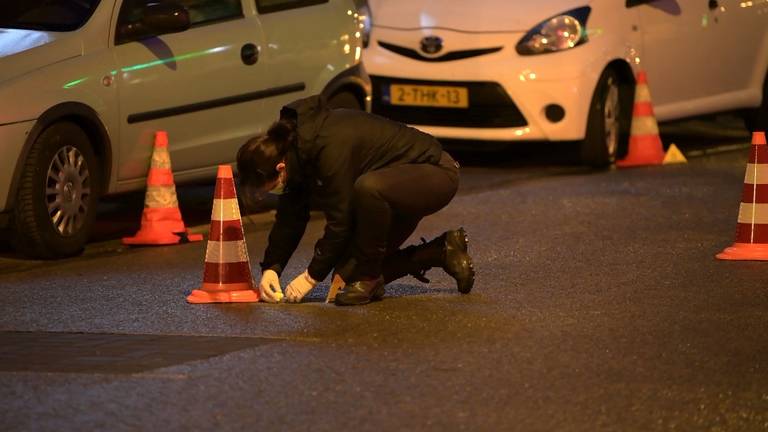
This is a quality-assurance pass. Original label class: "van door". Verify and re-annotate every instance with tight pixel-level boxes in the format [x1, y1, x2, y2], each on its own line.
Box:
[252, 0, 361, 109]
[706, 0, 768, 99]
[633, 0, 718, 118]
[111, 0, 304, 182]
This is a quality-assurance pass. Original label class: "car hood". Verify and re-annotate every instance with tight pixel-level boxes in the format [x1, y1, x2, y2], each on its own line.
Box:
[0, 28, 82, 84]
[368, 0, 589, 32]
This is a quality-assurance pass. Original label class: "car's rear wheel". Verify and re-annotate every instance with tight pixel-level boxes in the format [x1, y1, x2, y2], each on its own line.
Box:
[743, 72, 767, 133]
[12, 121, 100, 259]
[580, 68, 632, 168]
[326, 90, 363, 110]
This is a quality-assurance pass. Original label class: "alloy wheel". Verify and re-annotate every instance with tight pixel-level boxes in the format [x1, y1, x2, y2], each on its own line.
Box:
[45, 145, 91, 236]
[603, 76, 620, 159]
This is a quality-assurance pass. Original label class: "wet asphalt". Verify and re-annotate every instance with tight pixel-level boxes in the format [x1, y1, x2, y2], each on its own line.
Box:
[0, 118, 766, 431]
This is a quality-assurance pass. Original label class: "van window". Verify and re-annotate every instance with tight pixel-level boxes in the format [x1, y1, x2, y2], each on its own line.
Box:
[0, 0, 101, 32]
[116, 0, 242, 44]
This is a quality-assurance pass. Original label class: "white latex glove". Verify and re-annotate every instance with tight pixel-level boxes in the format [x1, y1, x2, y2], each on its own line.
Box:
[259, 269, 284, 303]
[285, 270, 317, 303]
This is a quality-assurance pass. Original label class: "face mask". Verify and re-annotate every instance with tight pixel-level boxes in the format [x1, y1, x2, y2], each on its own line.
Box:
[268, 171, 286, 195]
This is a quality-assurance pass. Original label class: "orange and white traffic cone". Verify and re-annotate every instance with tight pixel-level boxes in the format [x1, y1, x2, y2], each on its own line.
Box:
[717, 131, 768, 260]
[616, 71, 666, 168]
[187, 165, 259, 303]
[123, 131, 203, 245]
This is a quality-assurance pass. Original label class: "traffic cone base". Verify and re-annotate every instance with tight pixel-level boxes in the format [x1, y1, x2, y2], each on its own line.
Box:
[187, 288, 259, 304]
[123, 208, 204, 245]
[616, 135, 666, 167]
[663, 144, 688, 165]
[716, 243, 768, 261]
[123, 231, 203, 245]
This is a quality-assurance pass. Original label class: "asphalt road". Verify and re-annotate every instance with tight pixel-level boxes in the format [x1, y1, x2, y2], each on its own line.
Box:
[0, 117, 766, 431]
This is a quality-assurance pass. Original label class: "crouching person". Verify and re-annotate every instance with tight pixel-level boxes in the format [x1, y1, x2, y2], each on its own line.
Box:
[236, 95, 474, 306]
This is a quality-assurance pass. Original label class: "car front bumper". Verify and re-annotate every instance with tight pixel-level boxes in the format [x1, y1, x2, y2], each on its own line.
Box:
[364, 28, 607, 142]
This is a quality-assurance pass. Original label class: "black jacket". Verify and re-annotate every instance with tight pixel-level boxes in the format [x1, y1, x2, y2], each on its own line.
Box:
[260, 95, 443, 281]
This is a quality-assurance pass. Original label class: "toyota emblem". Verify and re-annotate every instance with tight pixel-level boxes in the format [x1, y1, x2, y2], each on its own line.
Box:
[420, 36, 443, 55]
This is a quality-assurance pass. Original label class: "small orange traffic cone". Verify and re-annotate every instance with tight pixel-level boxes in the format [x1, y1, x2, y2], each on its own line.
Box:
[123, 131, 203, 245]
[187, 165, 259, 303]
[717, 131, 768, 260]
[616, 71, 666, 168]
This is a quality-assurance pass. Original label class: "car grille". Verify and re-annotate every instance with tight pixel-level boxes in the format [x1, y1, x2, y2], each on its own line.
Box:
[378, 41, 503, 62]
[371, 76, 528, 129]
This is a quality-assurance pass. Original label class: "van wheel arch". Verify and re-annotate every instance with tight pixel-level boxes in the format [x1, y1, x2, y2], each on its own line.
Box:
[9, 102, 111, 210]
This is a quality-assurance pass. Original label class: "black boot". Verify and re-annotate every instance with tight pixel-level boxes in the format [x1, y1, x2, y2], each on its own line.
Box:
[383, 228, 475, 294]
[334, 276, 385, 306]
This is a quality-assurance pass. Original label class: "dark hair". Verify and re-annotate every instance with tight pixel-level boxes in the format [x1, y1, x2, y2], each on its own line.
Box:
[236, 119, 297, 193]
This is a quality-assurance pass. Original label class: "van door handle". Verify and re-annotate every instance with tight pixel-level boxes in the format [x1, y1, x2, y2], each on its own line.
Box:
[241, 43, 259, 65]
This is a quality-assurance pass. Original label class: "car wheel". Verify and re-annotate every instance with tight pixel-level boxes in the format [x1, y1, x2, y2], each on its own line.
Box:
[744, 72, 767, 133]
[326, 91, 363, 110]
[12, 121, 100, 259]
[580, 68, 632, 168]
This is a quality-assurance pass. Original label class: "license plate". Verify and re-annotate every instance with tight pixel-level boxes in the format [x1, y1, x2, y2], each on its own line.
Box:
[388, 84, 469, 108]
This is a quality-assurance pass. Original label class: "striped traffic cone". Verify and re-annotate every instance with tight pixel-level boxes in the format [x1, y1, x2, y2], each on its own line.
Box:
[123, 131, 203, 245]
[187, 165, 259, 303]
[616, 71, 666, 168]
[717, 131, 768, 260]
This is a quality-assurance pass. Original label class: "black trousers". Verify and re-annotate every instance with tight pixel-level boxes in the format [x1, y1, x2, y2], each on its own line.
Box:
[340, 151, 459, 280]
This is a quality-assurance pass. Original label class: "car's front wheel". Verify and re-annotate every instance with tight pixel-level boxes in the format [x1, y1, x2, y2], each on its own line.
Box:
[580, 68, 633, 168]
[12, 121, 100, 258]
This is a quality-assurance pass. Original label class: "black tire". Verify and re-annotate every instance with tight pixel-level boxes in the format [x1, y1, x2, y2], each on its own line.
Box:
[12, 121, 100, 259]
[744, 72, 767, 133]
[580, 68, 633, 168]
[326, 91, 363, 110]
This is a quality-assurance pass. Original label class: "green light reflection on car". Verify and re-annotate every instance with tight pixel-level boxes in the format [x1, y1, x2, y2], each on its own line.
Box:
[62, 77, 89, 89]
[120, 46, 231, 73]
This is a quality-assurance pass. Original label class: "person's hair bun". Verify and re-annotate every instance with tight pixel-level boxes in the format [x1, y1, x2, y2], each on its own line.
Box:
[267, 119, 297, 152]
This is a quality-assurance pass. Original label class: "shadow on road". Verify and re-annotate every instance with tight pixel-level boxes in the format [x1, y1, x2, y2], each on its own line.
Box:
[445, 140, 579, 169]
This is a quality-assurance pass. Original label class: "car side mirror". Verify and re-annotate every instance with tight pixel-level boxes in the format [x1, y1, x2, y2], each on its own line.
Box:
[142, 2, 191, 35]
[116, 1, 191, 44]
[626, 0, 655, 7]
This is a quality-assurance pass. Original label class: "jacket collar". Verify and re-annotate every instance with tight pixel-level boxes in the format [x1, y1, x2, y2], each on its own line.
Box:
[280, 95, 330, 189]
[280, 95, 329, 148]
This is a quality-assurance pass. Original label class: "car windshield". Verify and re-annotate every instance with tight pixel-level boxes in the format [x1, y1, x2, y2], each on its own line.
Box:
[0, 0, 102, 32]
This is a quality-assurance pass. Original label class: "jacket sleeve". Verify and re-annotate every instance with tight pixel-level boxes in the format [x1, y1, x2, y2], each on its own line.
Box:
[260, 187, 311, 276]
[306, 148, 355, 282]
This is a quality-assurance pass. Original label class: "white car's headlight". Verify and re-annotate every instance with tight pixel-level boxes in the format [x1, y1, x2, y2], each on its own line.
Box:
[516, 7, 591, 56]
[357, 3, 372, 48]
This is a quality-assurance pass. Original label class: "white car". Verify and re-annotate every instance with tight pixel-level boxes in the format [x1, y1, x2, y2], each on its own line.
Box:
[0, 0, 371, 258]
[364, 0, 768, 165]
